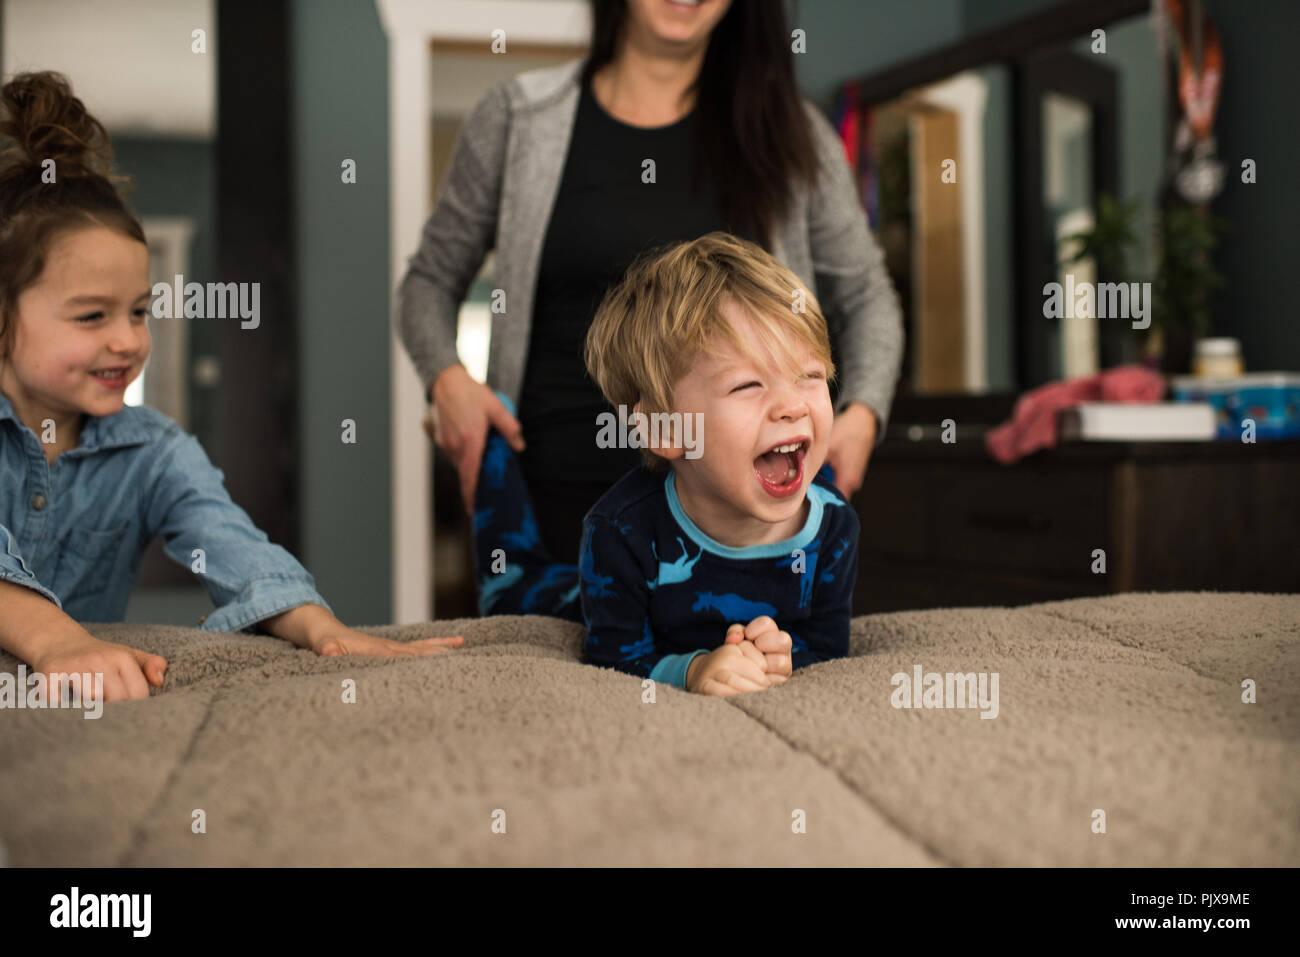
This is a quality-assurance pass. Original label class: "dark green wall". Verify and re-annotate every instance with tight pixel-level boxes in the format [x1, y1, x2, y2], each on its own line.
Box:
[1201, 0, 1300, 372]
[291, 0, 392, 625]
[793, 0, 965, 113]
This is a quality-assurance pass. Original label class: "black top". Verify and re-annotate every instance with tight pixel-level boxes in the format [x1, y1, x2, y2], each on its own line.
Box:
[517, 75, 732, 559]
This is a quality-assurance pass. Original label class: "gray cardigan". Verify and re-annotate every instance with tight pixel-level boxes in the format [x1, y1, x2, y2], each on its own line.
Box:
[397, 58, 903, 431]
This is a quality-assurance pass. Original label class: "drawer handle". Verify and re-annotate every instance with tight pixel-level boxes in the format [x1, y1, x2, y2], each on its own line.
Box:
[967, 511, 1050, 532]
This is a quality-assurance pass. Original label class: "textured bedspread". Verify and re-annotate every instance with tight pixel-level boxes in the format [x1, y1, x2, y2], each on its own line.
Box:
[1, 592, 1295, 866]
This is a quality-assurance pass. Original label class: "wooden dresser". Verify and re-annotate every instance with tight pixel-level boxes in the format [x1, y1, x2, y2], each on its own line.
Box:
[853, 432, 1300, 614]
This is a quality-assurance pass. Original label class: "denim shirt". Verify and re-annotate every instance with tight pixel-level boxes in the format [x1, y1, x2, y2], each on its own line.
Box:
[0, 394, 329, 632]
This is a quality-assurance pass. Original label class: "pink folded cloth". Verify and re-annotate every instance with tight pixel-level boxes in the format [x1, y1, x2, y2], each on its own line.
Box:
[984, 365, 1166, 464]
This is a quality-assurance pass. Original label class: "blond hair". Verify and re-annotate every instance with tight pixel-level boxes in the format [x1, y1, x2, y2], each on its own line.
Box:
[585, 231, 836, 471]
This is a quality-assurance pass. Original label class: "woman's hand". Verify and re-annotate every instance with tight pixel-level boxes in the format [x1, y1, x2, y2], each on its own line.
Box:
[426, 364, 525, 513]
[824, 402, 878, 499]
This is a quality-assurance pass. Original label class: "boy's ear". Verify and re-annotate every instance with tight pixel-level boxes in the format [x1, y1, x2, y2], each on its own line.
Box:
[648, 442, 684, 463]
[632, 400, 684, 462]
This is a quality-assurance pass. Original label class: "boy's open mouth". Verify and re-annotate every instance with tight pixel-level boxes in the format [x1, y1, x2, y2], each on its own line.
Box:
[753, 438, 807, 499]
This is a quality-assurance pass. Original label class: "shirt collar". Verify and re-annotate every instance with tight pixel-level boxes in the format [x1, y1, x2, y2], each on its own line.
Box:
[0, 392, 155, 454]
[664, 470, 841, 560]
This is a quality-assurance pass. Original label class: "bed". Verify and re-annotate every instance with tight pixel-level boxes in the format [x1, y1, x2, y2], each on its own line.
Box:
[1, 591, 1295, 866]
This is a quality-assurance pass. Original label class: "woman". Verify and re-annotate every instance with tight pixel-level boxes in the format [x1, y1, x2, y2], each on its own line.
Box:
[398, 0, 902, 569]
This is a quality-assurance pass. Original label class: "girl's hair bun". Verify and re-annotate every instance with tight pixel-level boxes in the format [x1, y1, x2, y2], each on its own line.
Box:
[0, 71, 142, 359]
[0, 70, 114, 181]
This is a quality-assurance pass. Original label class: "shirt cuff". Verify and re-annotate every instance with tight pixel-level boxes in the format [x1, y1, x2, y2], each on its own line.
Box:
[198, 575, 332, 634]
[0, 568, 61, 609]
[649, 650, 708, 690]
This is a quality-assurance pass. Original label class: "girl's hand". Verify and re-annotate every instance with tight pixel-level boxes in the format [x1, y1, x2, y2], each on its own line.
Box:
[262, 603, 463, 658]
[428, 364, 525, 514]
[308, 625, 464, 658]
[726, 618, 792, 683]
[30, 631, 167, 703]
[824, 402, 877, 499]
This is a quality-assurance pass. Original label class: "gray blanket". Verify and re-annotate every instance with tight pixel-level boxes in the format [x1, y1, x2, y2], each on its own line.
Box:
[1, 591, 1295, 866]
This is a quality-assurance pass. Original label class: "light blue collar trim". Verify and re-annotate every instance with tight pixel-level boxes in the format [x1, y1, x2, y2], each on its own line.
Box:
[664, 470, 840, 559]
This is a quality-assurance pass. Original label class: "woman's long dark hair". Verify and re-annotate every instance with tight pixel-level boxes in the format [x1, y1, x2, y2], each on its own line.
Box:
[582, 0, 818, 250]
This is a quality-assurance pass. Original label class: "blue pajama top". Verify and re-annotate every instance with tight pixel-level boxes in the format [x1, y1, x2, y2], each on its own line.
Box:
[578, 465, 859, 688]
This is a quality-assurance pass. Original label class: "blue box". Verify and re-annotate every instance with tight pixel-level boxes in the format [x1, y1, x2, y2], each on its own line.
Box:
[1171, 373, 1300, 440]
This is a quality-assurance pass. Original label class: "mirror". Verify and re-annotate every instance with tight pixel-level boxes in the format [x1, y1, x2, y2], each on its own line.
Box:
[843, 9, 1165, 396]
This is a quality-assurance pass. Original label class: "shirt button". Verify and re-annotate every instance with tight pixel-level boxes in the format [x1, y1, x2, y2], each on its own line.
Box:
[30, 494, 47, 511]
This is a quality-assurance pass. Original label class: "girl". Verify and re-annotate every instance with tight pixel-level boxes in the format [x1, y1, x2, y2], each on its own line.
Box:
[0, 71, 461, 702]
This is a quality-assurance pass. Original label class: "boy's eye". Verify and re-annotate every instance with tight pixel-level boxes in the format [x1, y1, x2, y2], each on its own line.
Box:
[729, 381, 760, 394]
[76, 310, 149, 322]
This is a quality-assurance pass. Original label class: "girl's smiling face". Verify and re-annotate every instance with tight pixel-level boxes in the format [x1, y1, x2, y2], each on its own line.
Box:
[649, 298, 834, 547]
[1, 226, 152, 431]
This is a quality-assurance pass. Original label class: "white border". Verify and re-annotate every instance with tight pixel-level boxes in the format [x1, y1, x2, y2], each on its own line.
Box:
[376, 0, 589, 623]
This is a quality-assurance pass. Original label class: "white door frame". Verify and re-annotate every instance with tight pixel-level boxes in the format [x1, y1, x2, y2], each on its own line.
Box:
[375, 0, 590, 623]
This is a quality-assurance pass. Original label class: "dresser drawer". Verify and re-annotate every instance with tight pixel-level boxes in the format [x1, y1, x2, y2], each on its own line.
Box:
[927, 466, 1110, 576]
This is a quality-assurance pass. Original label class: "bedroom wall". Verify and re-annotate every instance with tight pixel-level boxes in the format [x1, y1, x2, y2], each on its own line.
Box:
[793, 0, 966, 113]
[291, 0, 393, 625]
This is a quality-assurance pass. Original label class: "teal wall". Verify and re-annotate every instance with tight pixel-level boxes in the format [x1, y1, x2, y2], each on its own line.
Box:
[793, 0, 965, 112]
[1072, 18, 1165, 281]
[1201, 0, 1300, 372]
[291, 0, 392, 625]
[112, 137, 216, 288]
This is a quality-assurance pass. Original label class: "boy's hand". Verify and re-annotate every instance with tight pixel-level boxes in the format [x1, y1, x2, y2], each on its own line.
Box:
[725, 617, 793, 684]
[686, 642, 772, 697]
[31, 631, 167, 703]
[262, 604, 464, 657]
